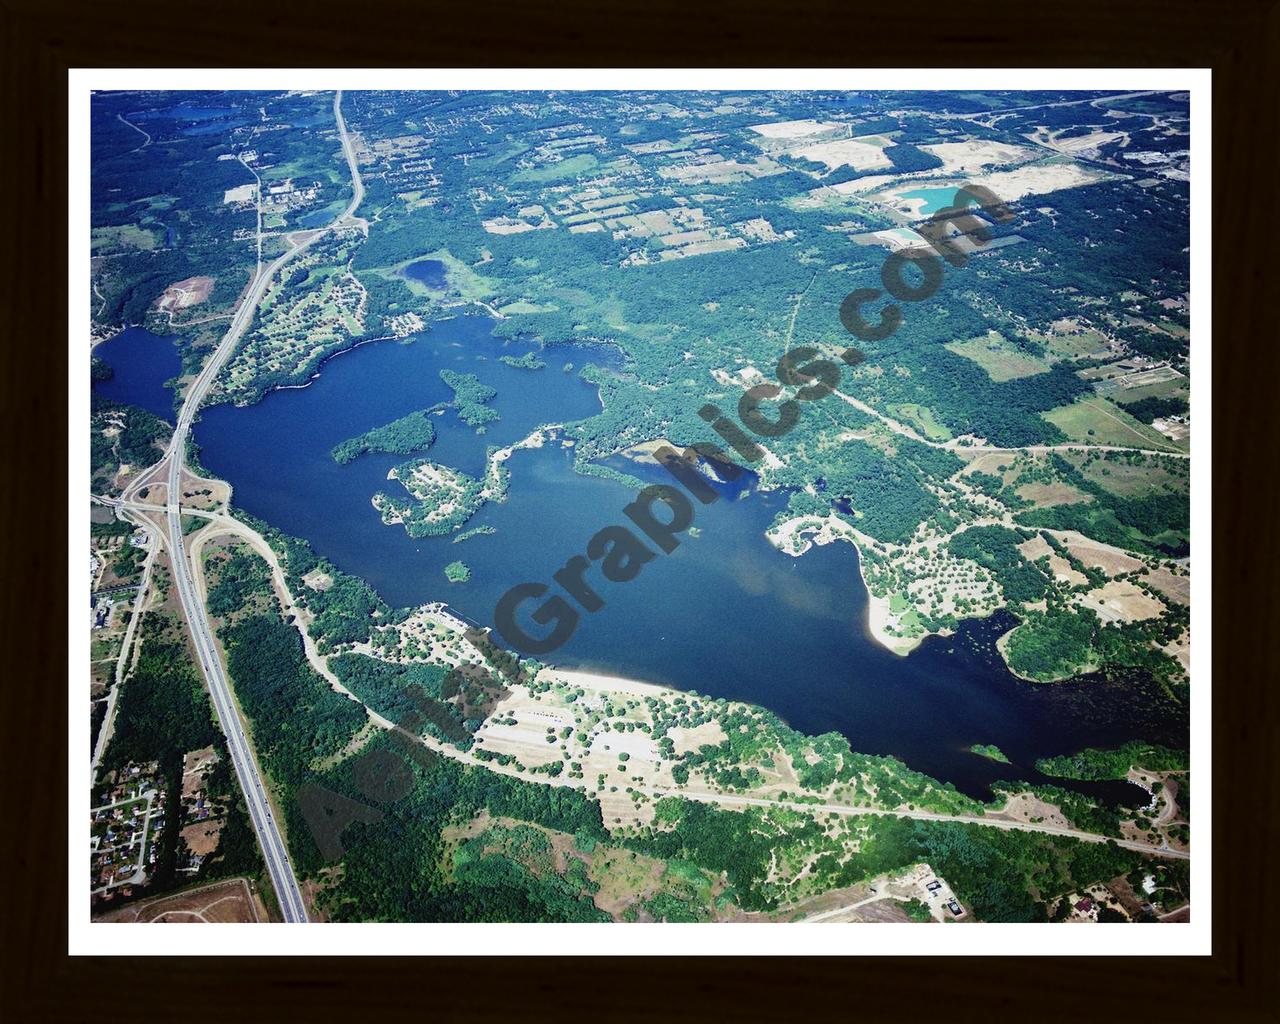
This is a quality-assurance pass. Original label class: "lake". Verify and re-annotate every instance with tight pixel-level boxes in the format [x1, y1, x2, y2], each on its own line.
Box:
[183, 314, 1183, 802]
[92, 327, 181, 420]
[403, 257, 449, 291]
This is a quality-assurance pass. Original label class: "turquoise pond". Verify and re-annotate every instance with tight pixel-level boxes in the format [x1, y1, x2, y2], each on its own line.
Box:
[897, 185, 967, 216]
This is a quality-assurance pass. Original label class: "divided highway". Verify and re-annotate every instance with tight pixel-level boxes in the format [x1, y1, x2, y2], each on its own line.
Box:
[150, 90, 365, 923]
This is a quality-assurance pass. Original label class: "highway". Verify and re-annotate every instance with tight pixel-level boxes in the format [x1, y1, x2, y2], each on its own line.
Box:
[142, 90, 365, 923]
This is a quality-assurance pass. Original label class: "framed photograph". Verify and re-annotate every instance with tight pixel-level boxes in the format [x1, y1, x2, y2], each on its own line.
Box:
[5, 0, 1275, 1017]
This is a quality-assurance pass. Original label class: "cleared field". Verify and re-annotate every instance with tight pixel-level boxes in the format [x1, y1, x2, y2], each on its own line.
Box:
[1042, 397, 1184, 451]
[1015, 480, 1091, 508]
[1060, 532, 1145, 576]
[1097, 365, 1189, 407]
[1076, 580, 1165, 624]
[888, 403, 952, 441]
[1017, 534, 1053, 560]
[94, 878, 264, 924]
[1110, 376, 1191, 406]
[748, 119, 843, 139]
[1030, 325, 1112, 360]
[1144, 567, 1191, 606]
[960, 451, 1017, 478]
[920, 139, 1037, 174]
[946, 332, 1050, 381]
[965, 159, 1116, 203]
[1074, 456, 1187, 499]
[514, 153, 599, 183]
[91, 224, 159, 253]
[157, 275, 215, 312]
[792, 136, 893, 172]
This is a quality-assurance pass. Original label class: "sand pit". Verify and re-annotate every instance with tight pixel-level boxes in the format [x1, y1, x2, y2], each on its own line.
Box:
[749, 119, 843, 140]
[920, 140, 1037, 174]
[792, 136, 893, 173]
[1076, 580, 1165, 624]
[1059, 532, 1145, 576]
[1144, 567, 1190, 605]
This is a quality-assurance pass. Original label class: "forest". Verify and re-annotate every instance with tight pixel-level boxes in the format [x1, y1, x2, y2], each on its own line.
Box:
[331, 409, 437, 465]
[439, 369, 499, 429]
[1036, 742, 1188, 780]
[302, 730, 609, 919]
[217, 609, 368, 790]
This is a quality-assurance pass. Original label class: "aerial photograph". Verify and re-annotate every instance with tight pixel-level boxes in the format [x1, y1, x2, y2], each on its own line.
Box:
[86, 85, 1194, 930]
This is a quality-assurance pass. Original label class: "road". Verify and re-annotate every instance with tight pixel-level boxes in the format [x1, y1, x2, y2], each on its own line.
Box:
[89, 528, 157, 785]
[97, 86, 1190, 920]
[98, 494, 1192, 869]
[116, 90, 367, 923]
[674, 790, 1191, 860]
[829, 387, 1188, 460]
[801, 891, 895, 923]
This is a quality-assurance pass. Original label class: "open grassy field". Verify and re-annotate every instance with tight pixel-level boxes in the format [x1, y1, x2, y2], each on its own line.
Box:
[91, 224, 160, 253]
[1069, 454, 1189, 499]
[1029, 324, 1112, 360]
[1015, 480, 1092, 508]
[94, 878, 264, 923]
[514, 153, 600, 183]
[1042, 396, 1185, 451]
[888, 403, 953, 441]
[945, 331, 1049, 382]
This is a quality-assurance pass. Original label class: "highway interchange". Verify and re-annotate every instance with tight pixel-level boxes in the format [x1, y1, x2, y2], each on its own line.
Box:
[108, 91, 365, 923]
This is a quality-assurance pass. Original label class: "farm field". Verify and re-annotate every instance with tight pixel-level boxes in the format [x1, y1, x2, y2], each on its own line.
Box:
[946, 331, 1050, 381]
[1042, 397, 1186, 451]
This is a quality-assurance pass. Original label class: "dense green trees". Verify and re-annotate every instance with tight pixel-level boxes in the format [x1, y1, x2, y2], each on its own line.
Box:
[218, 611, 366, 788]
[1122, 396, 1189, 424]
[103, 621, 219, 772]
[439, 369, 498, 428]
[331, 409, 437, 464]
[1004, 607, 1098, 680]
[91, 398, 171, 493]
[1005, 604, 1187, 686]
[304, 730, 608, 920]
[330, 654, 472, 747]
[948, 525, 1050, 606]
[1036, 742, 1188, 780]
[498, 351, 546, 370]
[204, 545, 271, 617]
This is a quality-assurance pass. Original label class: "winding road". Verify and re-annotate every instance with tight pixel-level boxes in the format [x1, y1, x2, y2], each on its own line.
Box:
[93, 89, 1189, 926]
[109, 90, 366, 923]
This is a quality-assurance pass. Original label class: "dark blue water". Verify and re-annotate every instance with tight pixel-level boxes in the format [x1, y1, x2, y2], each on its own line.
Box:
[191, 317, 1181, 801]
[296, 204, 344, 229]
[403, 258, 448, 290]
[130, 103, 240, 123]
[92, 327, 181, 419]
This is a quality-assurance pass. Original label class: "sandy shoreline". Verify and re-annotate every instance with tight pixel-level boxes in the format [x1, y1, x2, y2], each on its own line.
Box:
[767, 513, 920, 657]
[537, 666, 674, 698]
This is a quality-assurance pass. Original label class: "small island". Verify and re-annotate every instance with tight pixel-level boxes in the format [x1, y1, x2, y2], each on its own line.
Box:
[373, 458, 485, 538]
[453, 525, 496, 544]
[969, 743, 1011, 763]
[443, 560, 471, 583]
[331, 409, 437, 465]
[498, 351, 546, 370]
[440, 369, 498, 428]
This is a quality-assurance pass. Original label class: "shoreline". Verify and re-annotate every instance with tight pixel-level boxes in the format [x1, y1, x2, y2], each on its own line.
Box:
[536, 665, 675, 699]
[767, 513, 921, 657]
